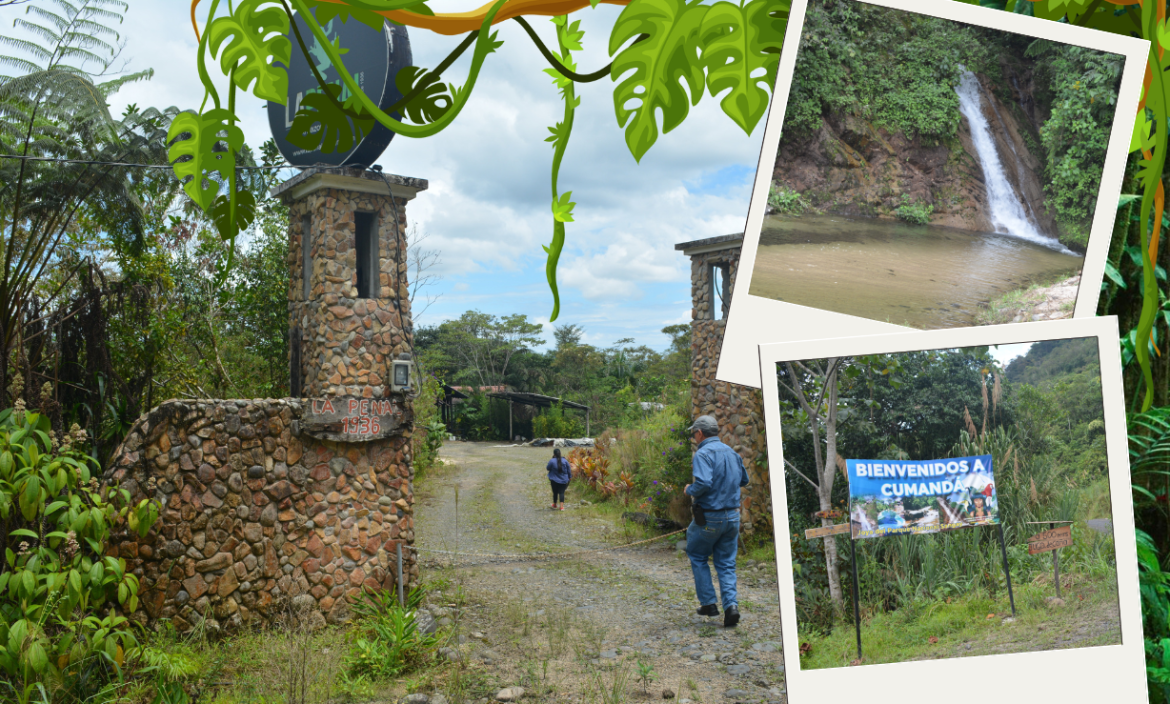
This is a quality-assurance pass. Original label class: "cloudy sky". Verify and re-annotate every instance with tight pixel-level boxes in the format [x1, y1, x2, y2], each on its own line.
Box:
[95, 1, 769, 351]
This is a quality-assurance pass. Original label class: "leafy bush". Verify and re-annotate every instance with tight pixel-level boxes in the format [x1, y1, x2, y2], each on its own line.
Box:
[894, 195, 934, 225]
[411, 372, 446, 475]
[1032, 42, 1123, 242]
[767, 184, 809, 215]
[532, 401, 583, 439]
[345, 588, 438, 681]
[0, 408, 160, 704]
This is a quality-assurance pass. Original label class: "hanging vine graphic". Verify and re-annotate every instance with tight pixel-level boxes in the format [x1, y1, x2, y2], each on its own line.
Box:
[173, 0, 1164, 406]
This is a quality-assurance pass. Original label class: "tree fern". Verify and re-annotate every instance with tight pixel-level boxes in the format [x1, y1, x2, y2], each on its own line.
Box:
[0, 0, 171, 404]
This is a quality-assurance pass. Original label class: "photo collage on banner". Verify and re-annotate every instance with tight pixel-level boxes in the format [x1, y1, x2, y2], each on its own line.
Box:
[847, 454, 998, 538]
[696, 0, 1155, 702]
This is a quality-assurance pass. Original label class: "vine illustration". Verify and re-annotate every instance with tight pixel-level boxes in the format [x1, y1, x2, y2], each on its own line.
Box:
[172, 0, 789, 322]
[173, 0, 1164, 406]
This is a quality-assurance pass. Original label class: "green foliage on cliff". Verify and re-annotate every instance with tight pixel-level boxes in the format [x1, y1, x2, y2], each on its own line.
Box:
[1030, 42, 1125, 245]
[784, 0, 995, 142]
[894, 195, 934, 225]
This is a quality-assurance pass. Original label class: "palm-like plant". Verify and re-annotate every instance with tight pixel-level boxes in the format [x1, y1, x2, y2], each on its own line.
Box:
[0, 0, 176, 402]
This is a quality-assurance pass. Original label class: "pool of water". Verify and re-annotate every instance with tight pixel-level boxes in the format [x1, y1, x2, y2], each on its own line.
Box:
[748, 215, 1084, 329]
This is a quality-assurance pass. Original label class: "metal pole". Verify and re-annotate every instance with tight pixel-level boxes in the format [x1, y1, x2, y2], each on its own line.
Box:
[509, 400, 513, 441]
[996, 523, 1016, 617]
[396, 542, 404, 607]
[1051, 521, 1061, 599]
[849, 536, 862, 661]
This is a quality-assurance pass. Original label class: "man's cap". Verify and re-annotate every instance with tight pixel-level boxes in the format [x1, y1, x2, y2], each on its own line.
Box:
[689, 415, 719, 435]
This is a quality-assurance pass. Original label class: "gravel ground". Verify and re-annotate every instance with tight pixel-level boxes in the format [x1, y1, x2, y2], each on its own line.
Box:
[411, 442, 787, 704]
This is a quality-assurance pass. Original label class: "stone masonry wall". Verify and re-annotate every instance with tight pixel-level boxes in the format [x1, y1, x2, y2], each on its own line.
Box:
[286, 178, 416, 398]
[689, 246, 771, 535]
[104, 398, 416, 633]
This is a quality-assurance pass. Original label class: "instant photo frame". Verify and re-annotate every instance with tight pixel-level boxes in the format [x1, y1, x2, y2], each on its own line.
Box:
[718, 0, 1149, 389]
[759, 317, 1143, 703]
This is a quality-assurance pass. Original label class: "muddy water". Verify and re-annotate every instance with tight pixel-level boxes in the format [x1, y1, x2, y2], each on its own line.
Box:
[748, 215, 1083, 328]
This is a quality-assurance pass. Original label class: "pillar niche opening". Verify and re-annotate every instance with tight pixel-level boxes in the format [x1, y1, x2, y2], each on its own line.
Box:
[355, 211, 379, 300]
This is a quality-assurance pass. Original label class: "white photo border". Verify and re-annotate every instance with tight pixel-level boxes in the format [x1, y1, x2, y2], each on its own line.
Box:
[717, 0, 1150, 389]
[758, 316, 1143, 703]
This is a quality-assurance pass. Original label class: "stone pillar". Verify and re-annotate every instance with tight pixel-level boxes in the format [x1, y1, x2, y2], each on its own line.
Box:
[102, 168, 432, 634]
[675, 234, 771, 536]
[273, 167, 428, 398]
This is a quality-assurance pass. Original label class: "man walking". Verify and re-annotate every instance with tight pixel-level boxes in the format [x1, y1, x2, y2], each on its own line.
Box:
[684, 415, 749, 628]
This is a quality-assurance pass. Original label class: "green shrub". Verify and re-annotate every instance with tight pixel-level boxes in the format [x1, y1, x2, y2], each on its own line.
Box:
[345, 588, 438, 680]
[0, 408, 160, 704]
[533, 401, 583, 438]
[768, 184, 809, 215]
[412, 372, 446, 475]
[894, 194, 934, 225]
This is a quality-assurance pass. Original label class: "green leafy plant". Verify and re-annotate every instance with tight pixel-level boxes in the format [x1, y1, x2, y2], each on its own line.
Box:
[894, 194, 933, 225]
[345, 588, 438, 681]
[634, 655, 655, 693]
[767, 183, 808, 215]
[0, 409, 161, 704]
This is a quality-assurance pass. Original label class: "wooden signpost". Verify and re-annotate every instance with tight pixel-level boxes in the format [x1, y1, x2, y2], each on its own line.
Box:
[1026, 521, 1074, 598]
[804, 523, 862, 662]
[804, 523, 852, 540]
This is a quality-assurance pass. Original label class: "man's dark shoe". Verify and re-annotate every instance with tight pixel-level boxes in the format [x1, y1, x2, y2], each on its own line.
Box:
[697, 603, 719, 617]
[724, 605, 740, 628]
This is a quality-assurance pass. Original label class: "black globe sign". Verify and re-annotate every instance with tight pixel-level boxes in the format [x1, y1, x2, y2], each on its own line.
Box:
[267, 9, 411, 167]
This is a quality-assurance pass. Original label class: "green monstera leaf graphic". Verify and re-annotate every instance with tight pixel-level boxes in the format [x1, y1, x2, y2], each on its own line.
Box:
[609, 0, 709, 162]
[210, 189, 258, 241]
[394, 66, 454, 124]
[207, 0, 292, 103]
[699, 0, 787, 134]
[166, 108, 245, 211]
[288, 83, 375, 153]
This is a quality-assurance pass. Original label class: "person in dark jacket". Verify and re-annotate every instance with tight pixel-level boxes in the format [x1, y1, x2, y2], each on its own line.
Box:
[547, 448, 572, 511]
[684, 415, 749, 628]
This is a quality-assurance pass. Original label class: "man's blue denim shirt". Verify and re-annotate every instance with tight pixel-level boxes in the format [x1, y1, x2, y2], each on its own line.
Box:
[685, 436, 749, 511]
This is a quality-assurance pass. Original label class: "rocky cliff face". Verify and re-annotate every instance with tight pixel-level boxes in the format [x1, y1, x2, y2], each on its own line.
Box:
[773, 69, 1065, 245]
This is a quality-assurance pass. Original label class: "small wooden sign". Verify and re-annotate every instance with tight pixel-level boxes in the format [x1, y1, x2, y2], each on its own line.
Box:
[1027, 525, 1072, 554]
[805, 523, 852, 540]
[297, 397, 409, 442]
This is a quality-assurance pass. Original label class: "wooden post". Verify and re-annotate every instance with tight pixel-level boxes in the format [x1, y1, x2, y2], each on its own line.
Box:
[509, 399, 513, 441]
[849, 536, 862, 661]
[586, 408, 591, 437]
[996, 523, 1016, 617]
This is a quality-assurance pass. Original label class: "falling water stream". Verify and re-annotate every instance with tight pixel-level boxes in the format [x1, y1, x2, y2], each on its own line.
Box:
[954, 70, 1073, 254]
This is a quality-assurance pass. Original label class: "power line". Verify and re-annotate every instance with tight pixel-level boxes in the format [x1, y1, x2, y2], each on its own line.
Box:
[0, 154, 295, 170]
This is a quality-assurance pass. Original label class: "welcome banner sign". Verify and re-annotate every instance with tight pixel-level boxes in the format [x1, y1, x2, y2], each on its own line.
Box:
[846, 455, 998, 539]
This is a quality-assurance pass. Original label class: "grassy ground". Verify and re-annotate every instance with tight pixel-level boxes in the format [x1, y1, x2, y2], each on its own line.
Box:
[975, 272, 1077, 325]
[798, 568, 1120, 669]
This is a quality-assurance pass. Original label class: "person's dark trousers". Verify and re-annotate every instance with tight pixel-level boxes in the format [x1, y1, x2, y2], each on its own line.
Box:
[686, 508, 740, 611]
[550, 481, 568, 504]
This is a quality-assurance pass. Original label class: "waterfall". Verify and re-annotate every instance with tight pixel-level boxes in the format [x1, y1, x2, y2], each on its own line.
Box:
[954, 70, 1072, 254]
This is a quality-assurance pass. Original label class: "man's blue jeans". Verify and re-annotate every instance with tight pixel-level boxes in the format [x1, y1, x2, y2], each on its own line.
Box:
[686, 508, 739, 610]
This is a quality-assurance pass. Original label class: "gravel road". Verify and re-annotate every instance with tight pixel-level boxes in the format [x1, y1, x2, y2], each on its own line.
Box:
[412, 442, 787, 704]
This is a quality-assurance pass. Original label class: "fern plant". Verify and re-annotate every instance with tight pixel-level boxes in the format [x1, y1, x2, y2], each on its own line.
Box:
[0, 0, 177, 404]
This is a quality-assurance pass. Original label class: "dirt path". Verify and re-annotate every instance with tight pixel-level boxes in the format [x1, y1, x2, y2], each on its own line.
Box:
[412, 442, 787, 704]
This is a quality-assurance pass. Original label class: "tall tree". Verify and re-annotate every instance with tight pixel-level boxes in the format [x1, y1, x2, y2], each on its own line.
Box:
[0, 0, 171, 402]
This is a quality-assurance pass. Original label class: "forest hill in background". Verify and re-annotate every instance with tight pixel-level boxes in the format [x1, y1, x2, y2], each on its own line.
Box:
[771, 0, 1123, 250]
[413, 314, 693, 440]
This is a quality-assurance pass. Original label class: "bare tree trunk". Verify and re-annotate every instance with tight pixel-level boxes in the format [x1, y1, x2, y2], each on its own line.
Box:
[782, 359, 845, 610]
[820, 360, 843, 608]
